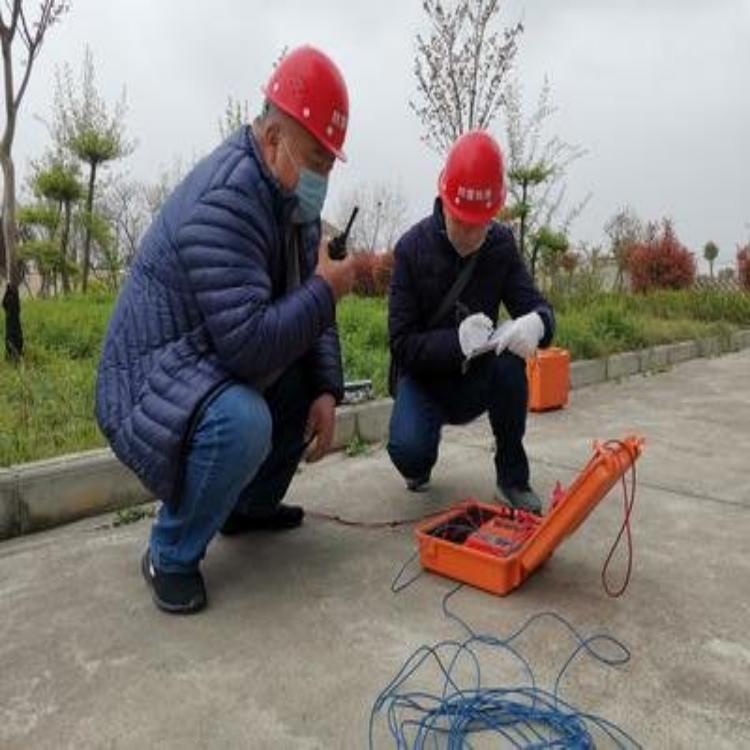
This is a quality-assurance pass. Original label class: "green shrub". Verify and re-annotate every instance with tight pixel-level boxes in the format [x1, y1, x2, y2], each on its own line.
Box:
[22, 294, 112, 359]
[338, 296, 389, 395]
[2, 287, 747, 465]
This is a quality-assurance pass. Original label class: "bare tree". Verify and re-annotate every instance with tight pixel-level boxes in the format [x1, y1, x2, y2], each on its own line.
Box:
[604, 206, 644, 291]
[218, 95, 250, 140]
[411, 0, 523, 154]
[99, 159, 190, 272]
[335, 182, 409, 251]
[1, 0, 70, 358]
[94, 158, 187, 272]
[502, 77, 590, 277]
[98, 172, 151, 268]
[143, 157, 187, 218]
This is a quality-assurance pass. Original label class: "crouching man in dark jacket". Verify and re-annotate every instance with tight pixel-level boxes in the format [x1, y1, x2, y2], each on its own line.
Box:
[387, 131, 555, 514]
[95, 47, 355, 614]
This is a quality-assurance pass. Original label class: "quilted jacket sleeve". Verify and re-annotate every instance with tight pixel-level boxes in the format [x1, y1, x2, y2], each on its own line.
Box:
[176, 184, 336, 381]
[303, 325, 344, 403]
[388, 238, 464, 376]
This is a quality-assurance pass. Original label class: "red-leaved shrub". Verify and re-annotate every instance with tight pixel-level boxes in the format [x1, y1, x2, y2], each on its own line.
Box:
[738, 245, 750, 291]
[627, 219, 696, 292]
[351, 250, 394, 296]
[373, 250, 395, 295]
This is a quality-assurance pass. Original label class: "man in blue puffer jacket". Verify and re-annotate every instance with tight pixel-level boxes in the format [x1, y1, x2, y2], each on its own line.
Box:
[387, 131, 555, 514]
[96, 47, 355, 614]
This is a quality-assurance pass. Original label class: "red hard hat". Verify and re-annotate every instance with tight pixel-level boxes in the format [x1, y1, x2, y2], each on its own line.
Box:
[439, 130, 506, 225]
[263, 45, 349, 161]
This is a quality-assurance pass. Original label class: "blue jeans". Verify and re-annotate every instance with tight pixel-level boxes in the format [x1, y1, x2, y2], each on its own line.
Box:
[387, 352, 530, 489]
[150, 367, 311, 573]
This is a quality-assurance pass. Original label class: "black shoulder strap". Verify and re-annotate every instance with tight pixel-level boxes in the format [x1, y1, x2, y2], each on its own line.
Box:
[427, 253, 479, 328]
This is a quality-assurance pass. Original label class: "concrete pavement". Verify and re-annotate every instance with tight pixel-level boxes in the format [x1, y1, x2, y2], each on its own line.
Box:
[1, 351, 749, 748]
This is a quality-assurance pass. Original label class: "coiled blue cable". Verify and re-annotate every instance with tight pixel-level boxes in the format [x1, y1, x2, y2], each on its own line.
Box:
[371, 582, 641, 749]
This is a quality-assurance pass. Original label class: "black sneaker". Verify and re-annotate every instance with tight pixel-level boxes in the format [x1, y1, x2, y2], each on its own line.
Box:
[496, 484, 543, 515]
[405, 473, 431, 493]
[220, 504, 305, 536]
[141, 550, 207, 615]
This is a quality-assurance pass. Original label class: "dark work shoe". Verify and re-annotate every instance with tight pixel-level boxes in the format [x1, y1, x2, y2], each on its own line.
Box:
[406, 473, 431, 493]
[220, 504, 305, 536]
[496, 484, 543, 515]
[141, 550, 207, 615]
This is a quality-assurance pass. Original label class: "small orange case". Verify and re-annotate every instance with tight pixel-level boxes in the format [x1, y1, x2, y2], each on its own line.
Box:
[415, 436, 643, 596]
[527, 347, 570, 412]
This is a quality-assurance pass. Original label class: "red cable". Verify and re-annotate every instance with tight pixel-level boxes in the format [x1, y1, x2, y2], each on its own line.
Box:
[310, 439, 639, 598]
[600, 441, 638, 598]
[307, 508, 446, 530]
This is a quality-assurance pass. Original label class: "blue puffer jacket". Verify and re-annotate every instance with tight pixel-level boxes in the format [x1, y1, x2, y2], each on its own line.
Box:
[95, 127, 343, 504]
[389, 198, 555, 381]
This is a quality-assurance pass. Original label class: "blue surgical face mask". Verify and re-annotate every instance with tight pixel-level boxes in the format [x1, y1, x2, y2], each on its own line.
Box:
[283, 140, 329, 224]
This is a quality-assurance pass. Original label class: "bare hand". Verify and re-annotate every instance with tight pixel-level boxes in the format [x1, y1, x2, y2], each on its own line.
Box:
[315, 239, 355, 301]
[304, 393, 337, 463]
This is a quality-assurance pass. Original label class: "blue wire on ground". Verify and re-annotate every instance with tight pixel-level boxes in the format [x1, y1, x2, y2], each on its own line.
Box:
[391, 550, 423, 593]
[371, 581, 641, 749]
[375, 443, 641, 747]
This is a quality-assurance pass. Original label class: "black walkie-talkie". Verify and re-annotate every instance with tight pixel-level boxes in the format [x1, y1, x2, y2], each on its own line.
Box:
[327, 206, 359, 260]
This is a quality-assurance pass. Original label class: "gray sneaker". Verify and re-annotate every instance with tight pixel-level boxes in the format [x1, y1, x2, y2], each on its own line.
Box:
[496, 484, 543, 515]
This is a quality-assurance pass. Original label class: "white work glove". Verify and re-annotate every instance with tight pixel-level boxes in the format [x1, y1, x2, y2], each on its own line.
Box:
[458, 313, 494, 357]
[493, 312, 545, 359]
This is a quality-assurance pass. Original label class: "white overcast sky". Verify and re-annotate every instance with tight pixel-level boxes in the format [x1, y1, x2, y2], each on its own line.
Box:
[7, 0, 750, 270]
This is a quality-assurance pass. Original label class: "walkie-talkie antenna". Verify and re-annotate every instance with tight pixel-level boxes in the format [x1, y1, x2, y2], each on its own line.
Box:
[328, 206, 359, 260]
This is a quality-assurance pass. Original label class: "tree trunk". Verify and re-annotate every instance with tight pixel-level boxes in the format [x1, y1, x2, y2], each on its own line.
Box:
[2, 282, 22, 358]
[60, 199, 72, 294]
[709, 259, 714, 279]
[22, 274, 34, 299]
[530, 239, 539, 281]
[1, 149, 23, 359]
[82, 160, 98, 293]
[0, 212, 4, 273]
[519, 180, 528, 271]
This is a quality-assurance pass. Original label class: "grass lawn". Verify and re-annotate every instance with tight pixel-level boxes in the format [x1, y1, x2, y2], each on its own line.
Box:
[1, 289, 748, 465]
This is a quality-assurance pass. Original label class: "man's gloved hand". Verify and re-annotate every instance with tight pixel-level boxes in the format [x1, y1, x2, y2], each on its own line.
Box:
[458, 313, 494, 356]
[493, 312, 545, 359]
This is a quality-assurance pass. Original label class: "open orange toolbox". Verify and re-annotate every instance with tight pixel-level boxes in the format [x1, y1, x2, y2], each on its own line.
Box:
[415, 436, 644, 595]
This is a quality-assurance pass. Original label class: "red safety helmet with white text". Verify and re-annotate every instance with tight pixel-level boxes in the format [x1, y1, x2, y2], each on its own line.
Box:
[439, 130, 507, 225]
[264, 45, 349, 161]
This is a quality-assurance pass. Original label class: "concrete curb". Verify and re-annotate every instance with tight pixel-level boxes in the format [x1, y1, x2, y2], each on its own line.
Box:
[606, 351, 641, 380]
[350, 400, 393, 444]
[0, 450, 152, 540]
[17, 451, 152, 535]
[2, 329, 749, 540]
[0, 469, 19, 539]
[570, 359, 607, 388]
[639, 345, 671, 372]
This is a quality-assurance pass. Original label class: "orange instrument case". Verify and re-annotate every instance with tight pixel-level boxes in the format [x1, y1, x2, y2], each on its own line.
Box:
[526, 347, 570, 412]
[415, 436, 643, 595]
